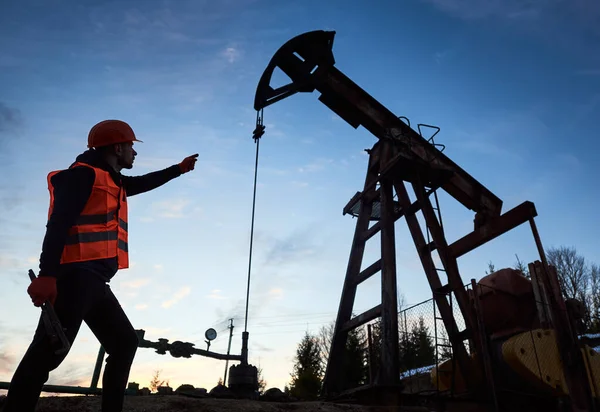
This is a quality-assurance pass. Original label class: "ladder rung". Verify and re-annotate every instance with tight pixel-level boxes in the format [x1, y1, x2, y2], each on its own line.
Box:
[341, 305, 382, 332]
[354, 259, 381, 285]
[454, 329, 471, 341]
[434, 284, 452, 295]
[425, 241, 436, 252]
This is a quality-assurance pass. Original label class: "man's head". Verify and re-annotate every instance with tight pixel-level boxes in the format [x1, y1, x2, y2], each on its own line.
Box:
[88, 120, 142, 171]
[95, 141, 137, 170]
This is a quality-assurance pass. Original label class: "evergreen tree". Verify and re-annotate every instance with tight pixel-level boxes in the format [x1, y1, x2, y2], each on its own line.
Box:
[289, 331, 323, 400]
[340, 326, 369, 390]
[366, 319, 382, 383]
[400, 316, 436, 371]
[412, 316, 436, 368]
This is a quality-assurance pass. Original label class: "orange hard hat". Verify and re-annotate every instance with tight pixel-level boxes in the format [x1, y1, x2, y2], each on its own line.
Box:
[87, 119, 143, 149]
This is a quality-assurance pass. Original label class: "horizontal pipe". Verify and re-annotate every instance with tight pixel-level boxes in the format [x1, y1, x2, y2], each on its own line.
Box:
[0, 381, 102, 395]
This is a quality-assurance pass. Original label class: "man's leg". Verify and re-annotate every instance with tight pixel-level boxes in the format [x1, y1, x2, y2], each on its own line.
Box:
[1, 272, 97, 412]
[85, 284, 139, 412]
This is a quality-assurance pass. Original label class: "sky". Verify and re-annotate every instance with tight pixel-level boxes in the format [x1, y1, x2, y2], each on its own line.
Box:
[1, 0, 599, 396]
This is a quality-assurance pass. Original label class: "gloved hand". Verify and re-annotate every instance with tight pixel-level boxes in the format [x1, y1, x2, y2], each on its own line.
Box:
[179, 154, 199, 174]
[27, 276, 57, 307]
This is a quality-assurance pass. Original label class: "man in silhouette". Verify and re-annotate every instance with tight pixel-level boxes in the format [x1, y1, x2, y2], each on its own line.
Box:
[2, 120, 199, 412]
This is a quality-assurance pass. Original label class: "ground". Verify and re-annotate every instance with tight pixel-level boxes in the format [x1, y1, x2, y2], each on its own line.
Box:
[0, 395, 413, 412]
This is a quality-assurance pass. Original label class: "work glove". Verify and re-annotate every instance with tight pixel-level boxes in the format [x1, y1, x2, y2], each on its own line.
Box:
[179, 154, 199, 174]
[27, 276, 57, 307]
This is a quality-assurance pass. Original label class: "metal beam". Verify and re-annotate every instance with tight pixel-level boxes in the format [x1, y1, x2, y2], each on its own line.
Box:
[448, 201, 537, 259]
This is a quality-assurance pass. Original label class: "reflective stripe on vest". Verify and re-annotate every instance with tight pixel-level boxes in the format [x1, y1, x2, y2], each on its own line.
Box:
[47, 162, 129, 269]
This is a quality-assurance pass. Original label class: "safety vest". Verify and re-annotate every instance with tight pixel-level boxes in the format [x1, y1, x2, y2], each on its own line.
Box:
[47, 162, 129, 269]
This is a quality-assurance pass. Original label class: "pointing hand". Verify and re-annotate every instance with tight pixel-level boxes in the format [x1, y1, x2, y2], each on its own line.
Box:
[179, 154, 199, 174]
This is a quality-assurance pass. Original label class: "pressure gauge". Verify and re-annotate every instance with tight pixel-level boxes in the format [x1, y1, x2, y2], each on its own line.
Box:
[205, 328, 217, 341]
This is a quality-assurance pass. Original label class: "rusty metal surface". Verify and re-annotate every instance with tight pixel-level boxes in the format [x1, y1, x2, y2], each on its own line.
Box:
[322, 154, 380, 396]
[529, 219, 597, 412]
[448, 201, 537, 259]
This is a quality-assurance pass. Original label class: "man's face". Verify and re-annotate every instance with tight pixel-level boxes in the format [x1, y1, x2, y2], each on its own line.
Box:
[115, 142, 137, 169]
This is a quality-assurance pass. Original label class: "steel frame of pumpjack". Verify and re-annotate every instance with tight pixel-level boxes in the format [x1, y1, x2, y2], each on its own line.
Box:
[252, 30, 595, 411]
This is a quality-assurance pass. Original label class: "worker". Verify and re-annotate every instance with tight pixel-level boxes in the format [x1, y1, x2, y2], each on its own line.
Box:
[1, 120, 199, 412]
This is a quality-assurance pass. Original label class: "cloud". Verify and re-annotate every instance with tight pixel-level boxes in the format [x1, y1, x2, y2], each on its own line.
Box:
[223, 47, 241, 63]
[149, 199, 192, 219]
[291, 181, 309, 188]
[576, 69, 600, 76]
[0, 347, 16, 375]
[132, 156, 180, 171]
[135, 303, 148, 310]
[421, 0, 556, 20]
[434, 49, 454, 64]
[161, 286, 191, 308]
[139, 327, 172, 338]
[257, 228, 321, 268]
[208, 289, 227, 300]
[298, 158, 334, 173]
[268, 287, 284, 299]
[119, 278, 151, 289]
[0, 102, 22, 133]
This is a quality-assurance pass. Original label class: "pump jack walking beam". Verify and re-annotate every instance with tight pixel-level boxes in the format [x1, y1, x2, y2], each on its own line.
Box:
[253, 30, 594, 408]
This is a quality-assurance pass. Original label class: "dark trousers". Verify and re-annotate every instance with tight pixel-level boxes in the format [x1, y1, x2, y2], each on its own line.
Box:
[2, 270, 139, 412]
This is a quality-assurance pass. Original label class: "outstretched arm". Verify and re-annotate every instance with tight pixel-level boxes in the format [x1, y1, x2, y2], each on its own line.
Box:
[122, 154, 198, 196]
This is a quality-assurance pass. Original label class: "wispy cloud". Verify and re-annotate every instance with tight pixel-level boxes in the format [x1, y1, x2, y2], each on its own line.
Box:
[575, 69, 600, 76]
[421, 0, 554, 21]
[0, 102, 23, 133]
[298, 158, 334, 173]
[146, 198, 193, 220]
[207, 289, 227, 300]
[434, 49, 454, 64]
[257, 227, 322, 268]
[135, 303, 149, 310]
[119, 278, 151, 289]
[0, 347, 15, 375]
[161, 286, 191, 308]
[140, 327, 172, 338]
[222, 46, 241, 63]
[268, 287, 284, 299]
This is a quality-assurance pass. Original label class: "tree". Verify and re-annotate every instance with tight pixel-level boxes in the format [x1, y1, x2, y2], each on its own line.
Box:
[485, 261, 496, 275]
[514, 254, 530, 278]
[317, 322, 334, 373]
[257, 366, 267, 395]
[149, 369, 167, 393]
[317, 317, 369, 390]
[400, 316, 435, 371]
[366, 319, 382, 383]
[340, 326, 368, 390]
[547, 246, 589, 302]
[586, 264, 600, 333]
[289, 331, 323, 400]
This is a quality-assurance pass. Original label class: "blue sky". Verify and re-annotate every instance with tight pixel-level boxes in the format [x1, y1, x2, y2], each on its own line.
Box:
[1, 0, 599, 394]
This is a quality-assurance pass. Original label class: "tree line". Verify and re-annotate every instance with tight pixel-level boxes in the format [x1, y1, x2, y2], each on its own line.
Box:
[499, 245, 600, 334]
[284, 313, 441, 400]
[285, 244, 598, 400]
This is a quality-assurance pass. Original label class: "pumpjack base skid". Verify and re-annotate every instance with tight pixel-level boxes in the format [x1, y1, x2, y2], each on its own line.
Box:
[253, 30, 595, 410]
